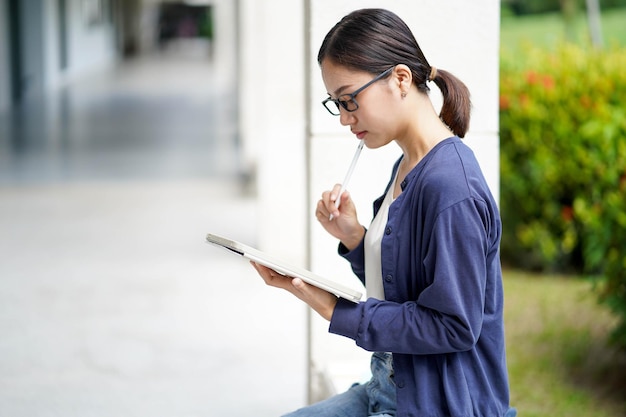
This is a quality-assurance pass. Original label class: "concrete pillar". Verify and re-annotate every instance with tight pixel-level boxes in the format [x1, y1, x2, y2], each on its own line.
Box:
[238, 0, 308, 260]
[238, 0, 310, 405]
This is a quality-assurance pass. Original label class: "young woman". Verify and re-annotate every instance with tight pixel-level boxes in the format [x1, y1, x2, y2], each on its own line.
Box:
[252, 8, 516, 417]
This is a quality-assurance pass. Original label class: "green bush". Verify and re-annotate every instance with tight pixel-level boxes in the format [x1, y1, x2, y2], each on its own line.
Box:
[501, 0, 626, 16]
[502, 0, 565, 16]
[499, 43, 626, 348]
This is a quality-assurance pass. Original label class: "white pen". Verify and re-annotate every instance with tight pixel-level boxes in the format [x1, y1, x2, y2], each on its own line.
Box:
[329, 140, 365, 221]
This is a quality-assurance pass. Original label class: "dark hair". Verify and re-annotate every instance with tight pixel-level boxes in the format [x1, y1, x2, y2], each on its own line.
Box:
[318, 8, 471, 138]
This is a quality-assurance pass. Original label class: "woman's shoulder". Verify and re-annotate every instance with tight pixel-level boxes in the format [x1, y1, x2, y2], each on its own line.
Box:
[415, 139, 490, 207]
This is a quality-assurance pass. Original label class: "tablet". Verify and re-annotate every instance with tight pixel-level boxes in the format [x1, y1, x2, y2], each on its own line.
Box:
[206, 233, 363, 303]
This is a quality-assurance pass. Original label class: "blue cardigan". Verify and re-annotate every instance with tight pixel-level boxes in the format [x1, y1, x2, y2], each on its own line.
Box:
[330, 137, 511, 417]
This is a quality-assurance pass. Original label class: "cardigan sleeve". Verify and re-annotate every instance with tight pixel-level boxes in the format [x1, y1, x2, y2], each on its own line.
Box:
[330, 198, 492, 355]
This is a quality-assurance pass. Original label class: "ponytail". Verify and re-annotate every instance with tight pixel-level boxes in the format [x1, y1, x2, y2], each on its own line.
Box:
[430, 68, 471, 138]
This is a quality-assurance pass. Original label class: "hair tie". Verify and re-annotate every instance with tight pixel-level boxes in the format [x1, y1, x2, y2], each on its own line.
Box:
[428, 66, 437, 82]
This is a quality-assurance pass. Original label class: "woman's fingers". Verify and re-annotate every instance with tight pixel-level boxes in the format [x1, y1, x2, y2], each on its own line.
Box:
[250, 262, 338, 321]
[327, 184, 344, 218]
[320, 185, 342, 211]
[328, 183, 343, 205]
[318, 184, 349, 222]
[250, 262, 293, 290]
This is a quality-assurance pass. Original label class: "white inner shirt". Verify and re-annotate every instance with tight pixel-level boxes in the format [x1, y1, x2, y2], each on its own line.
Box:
[364, 172, 397, 300]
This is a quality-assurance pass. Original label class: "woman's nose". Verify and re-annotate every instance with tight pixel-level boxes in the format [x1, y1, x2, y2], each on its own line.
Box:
[339, 108, 356, 126]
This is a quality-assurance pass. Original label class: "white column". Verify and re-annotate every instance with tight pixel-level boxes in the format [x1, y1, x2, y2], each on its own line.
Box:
[238, 0, 310, 406]
[238, 0, 308, 261]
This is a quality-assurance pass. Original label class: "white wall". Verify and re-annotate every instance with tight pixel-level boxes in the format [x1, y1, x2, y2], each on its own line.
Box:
[42, 1, 62, 93]
[241, 0, 500, 402]
[62, 0, 117, 84]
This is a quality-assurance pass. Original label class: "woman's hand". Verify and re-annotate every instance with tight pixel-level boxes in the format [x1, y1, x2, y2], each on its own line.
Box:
[250, 262, 338, 321]
[315, 185, 364, 250]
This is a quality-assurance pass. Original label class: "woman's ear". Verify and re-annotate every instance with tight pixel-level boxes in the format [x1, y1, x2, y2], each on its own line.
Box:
[393, 64, 413, 95]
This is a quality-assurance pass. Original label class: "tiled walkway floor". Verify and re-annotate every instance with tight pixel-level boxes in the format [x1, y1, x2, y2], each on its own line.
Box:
[0, 49, 307, 416]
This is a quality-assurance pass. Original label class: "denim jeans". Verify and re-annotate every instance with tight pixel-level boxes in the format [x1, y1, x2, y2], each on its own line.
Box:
[282, 351, 519, 417]
[283, 352, 396, 417]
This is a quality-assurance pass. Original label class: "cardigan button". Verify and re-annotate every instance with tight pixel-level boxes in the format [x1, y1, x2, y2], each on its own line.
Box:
[385, 274, 393, 282]
[397, 380, 405, 388]
[385, 226, 392, 235]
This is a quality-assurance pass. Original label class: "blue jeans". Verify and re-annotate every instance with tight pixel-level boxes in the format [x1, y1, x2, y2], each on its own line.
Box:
[283, 352, 396, 417]
[283, 352, 519, 417]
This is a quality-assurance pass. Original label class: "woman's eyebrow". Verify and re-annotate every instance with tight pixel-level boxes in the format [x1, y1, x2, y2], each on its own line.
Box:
[333, 84, 352, 97]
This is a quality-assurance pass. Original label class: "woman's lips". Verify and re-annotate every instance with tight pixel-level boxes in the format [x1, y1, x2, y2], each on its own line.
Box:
[353, 130, 367, 139]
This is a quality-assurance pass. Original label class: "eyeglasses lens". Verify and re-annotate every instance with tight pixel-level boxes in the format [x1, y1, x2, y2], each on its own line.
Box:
[323, 97, 358, 115]
[324, 100, 341, 115]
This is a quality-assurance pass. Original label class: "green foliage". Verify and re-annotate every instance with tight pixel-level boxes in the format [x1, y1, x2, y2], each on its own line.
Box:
[499, 43, 626, 349]
[502, 0, 572, 16]
[501, 0, 626, 16]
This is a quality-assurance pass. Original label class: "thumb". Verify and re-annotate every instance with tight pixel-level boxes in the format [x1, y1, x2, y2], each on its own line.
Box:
[335, 190, 358, 220]
[340, 190, 353, 208]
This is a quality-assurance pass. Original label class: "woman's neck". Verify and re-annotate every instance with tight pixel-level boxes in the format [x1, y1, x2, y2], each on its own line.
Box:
[392, 91, 455, 198]
[396, 109, 453, 170]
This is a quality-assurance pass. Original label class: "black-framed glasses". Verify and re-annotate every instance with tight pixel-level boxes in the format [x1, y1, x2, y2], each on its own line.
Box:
[321, 67, 395, 116]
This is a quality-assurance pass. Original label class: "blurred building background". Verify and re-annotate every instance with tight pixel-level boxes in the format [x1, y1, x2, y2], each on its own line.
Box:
[0, 0, 242, 183]
[0, 1, 500, 416]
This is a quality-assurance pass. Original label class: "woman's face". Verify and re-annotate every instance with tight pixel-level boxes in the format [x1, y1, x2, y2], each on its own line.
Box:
[320, 60, 404, 149]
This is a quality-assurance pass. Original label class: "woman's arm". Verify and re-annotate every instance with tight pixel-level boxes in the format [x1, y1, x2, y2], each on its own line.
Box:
[250, 261, 338, 321]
